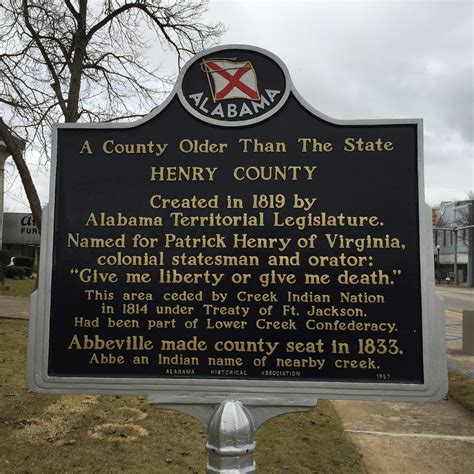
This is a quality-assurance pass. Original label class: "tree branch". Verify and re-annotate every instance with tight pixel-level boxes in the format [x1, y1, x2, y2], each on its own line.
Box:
[21, 0, 68, 116]
[0, 117, 42, 230]
[64, 0, 80, 20]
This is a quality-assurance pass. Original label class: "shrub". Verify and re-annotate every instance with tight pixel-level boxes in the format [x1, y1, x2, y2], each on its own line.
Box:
[5, 266, 25, 279]
[20, 266, 33, 278]
[0, 249, 11, 266]
[13, 256, 34, 268]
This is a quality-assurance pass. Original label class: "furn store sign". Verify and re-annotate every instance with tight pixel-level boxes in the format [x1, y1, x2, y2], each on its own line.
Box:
[3, 213, 40, 246]
[27, 45, 446, 403]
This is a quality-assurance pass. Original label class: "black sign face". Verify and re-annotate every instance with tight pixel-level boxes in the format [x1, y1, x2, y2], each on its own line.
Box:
[45, 46, 425, 386]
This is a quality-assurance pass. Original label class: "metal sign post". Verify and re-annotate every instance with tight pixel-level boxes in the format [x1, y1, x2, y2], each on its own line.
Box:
[148, 394, 316, 473]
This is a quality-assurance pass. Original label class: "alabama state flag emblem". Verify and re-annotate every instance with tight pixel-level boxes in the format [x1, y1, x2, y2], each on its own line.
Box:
[201, 59, 261, 102]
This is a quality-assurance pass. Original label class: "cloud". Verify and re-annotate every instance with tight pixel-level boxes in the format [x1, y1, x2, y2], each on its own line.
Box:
[5, 0, 472, 211]
[207, 0, 473, 203]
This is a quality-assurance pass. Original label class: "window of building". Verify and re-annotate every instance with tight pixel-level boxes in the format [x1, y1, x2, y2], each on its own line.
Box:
[435, 230, 438, 247]
[443, 230, 446, 246]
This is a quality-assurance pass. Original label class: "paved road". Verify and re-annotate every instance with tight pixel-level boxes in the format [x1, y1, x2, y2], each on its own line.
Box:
[436, 285, 474, 313]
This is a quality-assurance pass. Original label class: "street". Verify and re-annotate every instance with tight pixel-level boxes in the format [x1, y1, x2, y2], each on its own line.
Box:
[436, 286, 474, 313]
[435, 285, 473, 377]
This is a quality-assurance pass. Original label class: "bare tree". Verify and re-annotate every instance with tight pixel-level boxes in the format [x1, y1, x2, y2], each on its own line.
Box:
[0, 0, 224, 228]
[455, 191, 474, 228]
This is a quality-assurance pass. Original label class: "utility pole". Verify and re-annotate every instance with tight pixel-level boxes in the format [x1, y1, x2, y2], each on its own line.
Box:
[452, 224, 474, 286]
[436, 244, 441, 284]
[453, 227, 458, 285]
[469, 202, 474, 287]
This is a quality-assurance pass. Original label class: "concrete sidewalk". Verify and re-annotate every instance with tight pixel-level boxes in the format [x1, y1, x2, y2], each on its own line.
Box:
[0, 295, 30, 320]
[333, 310, 474, 474]
[333, 397, 473, 473]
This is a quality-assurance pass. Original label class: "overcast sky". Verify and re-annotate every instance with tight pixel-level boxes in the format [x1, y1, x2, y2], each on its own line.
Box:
[5, 0, 472, 211]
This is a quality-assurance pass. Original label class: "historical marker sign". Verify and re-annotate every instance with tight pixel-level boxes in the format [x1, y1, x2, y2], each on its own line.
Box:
[27, 45, 447, 401]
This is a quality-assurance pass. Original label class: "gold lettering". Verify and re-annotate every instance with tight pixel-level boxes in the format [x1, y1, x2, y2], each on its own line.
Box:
[80, 140, 93, 154]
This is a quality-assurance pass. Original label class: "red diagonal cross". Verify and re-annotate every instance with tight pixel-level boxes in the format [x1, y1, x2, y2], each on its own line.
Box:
[206, 61, 259, 100]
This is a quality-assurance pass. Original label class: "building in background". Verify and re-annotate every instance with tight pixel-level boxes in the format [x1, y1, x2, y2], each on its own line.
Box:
[432, 200, 473, 286]
[2, 213, 40, 267]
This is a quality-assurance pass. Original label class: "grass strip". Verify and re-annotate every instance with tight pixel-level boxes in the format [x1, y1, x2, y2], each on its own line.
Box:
[0, 318, 364, 473]
[0, 278, 35, 297]
[448, 369, 474, 413]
